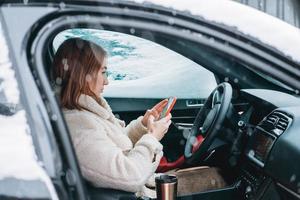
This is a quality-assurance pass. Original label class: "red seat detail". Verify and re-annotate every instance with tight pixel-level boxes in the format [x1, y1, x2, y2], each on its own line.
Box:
[156, 135, 204, 172]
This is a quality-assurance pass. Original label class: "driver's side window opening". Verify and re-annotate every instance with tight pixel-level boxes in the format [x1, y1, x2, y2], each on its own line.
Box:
[52, 29, 217, 99]
[49, 28, 219, 177]
[48, 28, 235, 199]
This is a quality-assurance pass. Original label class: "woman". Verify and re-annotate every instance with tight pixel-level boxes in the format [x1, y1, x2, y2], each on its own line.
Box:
[52, 38, 172, 197]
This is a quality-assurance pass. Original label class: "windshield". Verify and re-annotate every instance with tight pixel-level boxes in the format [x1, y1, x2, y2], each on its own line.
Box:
[53, 29, 217, 99]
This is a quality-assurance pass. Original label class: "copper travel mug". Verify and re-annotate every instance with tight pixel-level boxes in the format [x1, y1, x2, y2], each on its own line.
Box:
[155, 174, 178, 200]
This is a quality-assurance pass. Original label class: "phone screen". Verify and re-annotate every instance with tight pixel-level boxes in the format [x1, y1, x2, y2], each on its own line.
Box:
[160, 97, 177, 119]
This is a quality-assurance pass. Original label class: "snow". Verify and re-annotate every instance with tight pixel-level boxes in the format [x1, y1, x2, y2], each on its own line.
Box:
[0, 24, 58, 199]
[54, 29, 217, 98]
[0, 111, 58, 199]
[132, 0, 300, 63]
[104, 63, 215, 98]
[0, 29, 19, 104]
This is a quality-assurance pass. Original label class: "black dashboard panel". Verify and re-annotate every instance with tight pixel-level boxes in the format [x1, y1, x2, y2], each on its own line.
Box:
[265, 107, 300, 197]
[241, 89, 300, 108]
[238, 89, 300, 199]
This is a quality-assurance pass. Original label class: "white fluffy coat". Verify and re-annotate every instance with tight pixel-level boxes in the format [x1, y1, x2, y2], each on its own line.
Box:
[63, 95, 163, 197]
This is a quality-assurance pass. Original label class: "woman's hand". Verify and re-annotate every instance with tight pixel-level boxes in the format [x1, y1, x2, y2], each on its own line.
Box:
[147, 114, 172, 141]
[142, 99, 168, 126]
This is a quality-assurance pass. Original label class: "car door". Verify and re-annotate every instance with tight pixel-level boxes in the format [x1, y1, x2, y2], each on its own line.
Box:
[0, 11, 60, 200]
[8, 1, 300, 200]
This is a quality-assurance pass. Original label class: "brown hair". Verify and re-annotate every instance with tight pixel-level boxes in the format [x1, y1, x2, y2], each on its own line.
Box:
[52, 37, 107, 110]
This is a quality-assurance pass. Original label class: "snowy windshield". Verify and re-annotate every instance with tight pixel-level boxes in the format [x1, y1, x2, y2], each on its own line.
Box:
[53, 29, 217, 99]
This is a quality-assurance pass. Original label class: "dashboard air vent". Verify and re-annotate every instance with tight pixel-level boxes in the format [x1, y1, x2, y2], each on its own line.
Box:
[275, 115, 289, 131]
[264, 111, 291, 136]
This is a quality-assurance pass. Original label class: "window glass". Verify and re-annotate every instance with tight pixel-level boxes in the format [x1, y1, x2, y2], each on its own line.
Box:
[53, 29, 217, 99]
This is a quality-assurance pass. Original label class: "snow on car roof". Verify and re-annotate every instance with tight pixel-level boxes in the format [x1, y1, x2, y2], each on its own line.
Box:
[0, 24, 58, 199]
[132, 0, 300, 64]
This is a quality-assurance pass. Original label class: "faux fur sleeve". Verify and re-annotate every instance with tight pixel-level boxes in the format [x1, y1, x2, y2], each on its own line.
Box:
[125, 116, 148, 145]
[65, 112, 162, 193]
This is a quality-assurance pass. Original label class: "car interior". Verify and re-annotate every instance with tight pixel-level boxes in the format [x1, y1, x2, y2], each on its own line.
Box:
[28, 10, 300, 200]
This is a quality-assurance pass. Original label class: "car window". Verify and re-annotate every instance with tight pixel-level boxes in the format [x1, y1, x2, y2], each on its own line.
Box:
[53, 29, 217, 99]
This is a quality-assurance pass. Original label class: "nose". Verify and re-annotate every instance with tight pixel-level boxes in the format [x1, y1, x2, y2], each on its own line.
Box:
[104, 76, 109, 85]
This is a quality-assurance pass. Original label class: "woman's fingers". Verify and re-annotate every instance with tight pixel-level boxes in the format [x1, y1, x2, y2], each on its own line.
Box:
[142, 109, 151, 126]
[153, 99, 168, 113]
[142, 107, 163, 126]
[160, 113, 172, 122]
[148, 114, 155, 124]
[147, 99, 168, 121]
[147, 113, 172, 141]
[163, 117, 172, 133]
[165, 113, 172, 121]
[152, 109, 160, 119]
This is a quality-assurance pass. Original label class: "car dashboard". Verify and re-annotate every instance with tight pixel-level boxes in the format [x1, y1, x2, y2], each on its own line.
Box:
[235, 89, 300, 200]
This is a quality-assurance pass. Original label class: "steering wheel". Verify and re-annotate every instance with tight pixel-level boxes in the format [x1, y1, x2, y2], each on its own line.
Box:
[184, 82, 232, 165]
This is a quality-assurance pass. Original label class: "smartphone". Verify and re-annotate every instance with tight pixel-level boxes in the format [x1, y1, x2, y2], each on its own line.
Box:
[159, 97, 177, 119]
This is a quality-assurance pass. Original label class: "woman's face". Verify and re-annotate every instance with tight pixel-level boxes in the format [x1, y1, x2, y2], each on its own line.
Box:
[89, 58, 109, 95]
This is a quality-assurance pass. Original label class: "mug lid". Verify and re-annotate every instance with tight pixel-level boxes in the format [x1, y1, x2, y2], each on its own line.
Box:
[155, 174, 177, 184]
